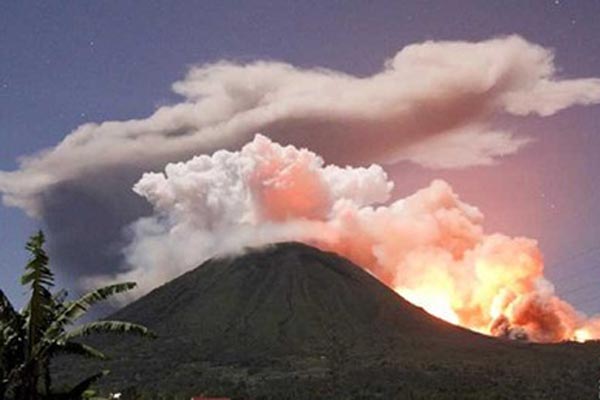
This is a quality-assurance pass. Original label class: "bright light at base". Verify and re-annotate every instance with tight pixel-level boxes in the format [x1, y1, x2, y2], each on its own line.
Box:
[574, 328, 592, 343]
[397, 287, 460, 325]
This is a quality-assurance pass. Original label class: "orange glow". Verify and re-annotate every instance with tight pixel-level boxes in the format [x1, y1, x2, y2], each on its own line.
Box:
[574, 329, 592, 343]
[318, 235, 600, 343]
[243, 136, 600, 343]
[397, 287, 460, 325]
[132, 134, 600, 344]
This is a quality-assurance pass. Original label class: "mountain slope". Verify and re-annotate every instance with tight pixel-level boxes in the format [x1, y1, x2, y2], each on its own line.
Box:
[110, 242, 489, 358]
[54, 242, 600, 399]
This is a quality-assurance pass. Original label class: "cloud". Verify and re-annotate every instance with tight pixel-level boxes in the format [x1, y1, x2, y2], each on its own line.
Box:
[110, 134, 392, 289]
[1, 34, 599, 281]
[94, 134, 600, 342]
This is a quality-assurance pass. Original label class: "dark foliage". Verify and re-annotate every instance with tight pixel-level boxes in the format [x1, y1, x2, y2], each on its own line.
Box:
[0, 231, 155, 400]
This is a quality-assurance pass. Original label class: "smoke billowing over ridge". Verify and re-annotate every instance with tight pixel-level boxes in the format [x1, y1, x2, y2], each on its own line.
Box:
[1, 36, 600, 335]
[95, 134, 599, 343]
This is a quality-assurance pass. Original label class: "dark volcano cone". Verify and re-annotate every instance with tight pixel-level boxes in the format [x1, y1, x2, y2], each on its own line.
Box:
[110, 242, 487, 359]
[55, 242, 600, 399]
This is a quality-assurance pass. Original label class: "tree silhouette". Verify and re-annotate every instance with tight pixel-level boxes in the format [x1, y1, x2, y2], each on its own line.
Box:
[0, 231, 155, 400]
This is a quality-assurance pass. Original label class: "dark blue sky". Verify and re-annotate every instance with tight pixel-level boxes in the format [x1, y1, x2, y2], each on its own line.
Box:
[2, 1, 600, 313]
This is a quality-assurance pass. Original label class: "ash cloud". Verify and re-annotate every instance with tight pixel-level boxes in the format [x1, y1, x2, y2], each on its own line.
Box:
[1, 35, 600, 285]
[98, 134, 599, 342]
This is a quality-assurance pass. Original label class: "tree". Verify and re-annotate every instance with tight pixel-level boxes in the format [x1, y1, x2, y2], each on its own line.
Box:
[0, 231, 156, 400]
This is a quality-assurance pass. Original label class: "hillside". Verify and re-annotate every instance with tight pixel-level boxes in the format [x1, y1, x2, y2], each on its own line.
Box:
[54, 242, 600, 399]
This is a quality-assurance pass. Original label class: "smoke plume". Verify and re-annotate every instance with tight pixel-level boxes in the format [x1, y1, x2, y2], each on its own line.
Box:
[90, 134, 599, 343]
[1, 35, 600, 309]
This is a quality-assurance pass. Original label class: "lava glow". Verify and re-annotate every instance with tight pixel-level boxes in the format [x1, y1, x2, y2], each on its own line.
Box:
[397, 287, 460, 325]
[574, 328, 592, 343]
[119, 134, 600, 343]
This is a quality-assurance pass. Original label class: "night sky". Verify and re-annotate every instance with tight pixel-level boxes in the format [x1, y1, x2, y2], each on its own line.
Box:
[1, 1, 600, 314]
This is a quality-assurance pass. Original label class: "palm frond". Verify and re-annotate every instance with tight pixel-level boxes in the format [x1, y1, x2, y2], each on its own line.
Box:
[65, 370, 109, 399]
[77, 283, 136, 309]
[45, 283, 136, 339]
[0, 289, 18, 323]
[0, 290, 25, 375]
[21, 231, 56, 355]
[52, 340, 106, 360]
[0, 289, 23, 345]
[62, 320, 157, 341]
[3, 231, 155, 399]
[21, 231, 53, 287]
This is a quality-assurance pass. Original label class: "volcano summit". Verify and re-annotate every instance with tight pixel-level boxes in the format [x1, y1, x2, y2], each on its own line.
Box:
[56, 243, 600, 399]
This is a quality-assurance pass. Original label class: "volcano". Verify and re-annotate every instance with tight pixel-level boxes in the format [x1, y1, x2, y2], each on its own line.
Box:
[55, 242, 600, 399]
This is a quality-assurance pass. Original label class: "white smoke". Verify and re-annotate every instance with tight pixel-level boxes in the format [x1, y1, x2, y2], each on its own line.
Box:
[1, 35, 600, 337]
[104, 134, 392, 291]
[94, 134, 599, 342]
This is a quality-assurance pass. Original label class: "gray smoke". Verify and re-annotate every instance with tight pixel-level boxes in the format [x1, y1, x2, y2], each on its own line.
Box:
[1, 35, 600, 282]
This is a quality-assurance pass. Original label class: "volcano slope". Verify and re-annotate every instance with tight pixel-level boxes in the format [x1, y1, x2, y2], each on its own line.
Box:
[54, 242, 600, 399]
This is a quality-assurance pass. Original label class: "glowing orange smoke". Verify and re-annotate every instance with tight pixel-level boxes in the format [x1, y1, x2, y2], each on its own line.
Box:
[129, 134, 600, 343]
[315, 229, 600, 343]
[287, 174, 600, 343]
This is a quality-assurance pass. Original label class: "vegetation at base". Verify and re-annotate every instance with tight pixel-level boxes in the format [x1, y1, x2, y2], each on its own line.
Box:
[0, 231, 155, 400]
[57, 349, 600, 400]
